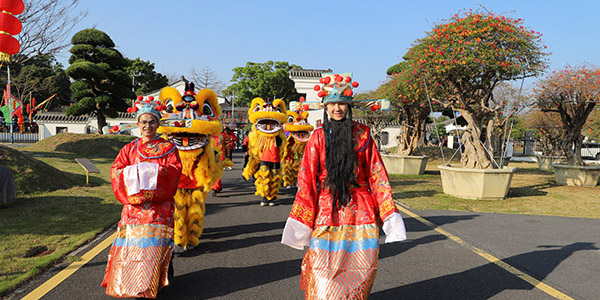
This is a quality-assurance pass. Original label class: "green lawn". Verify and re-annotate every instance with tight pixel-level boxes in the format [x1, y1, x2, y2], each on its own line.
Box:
[391, 160, 600, 219]
[0, 152, 122, 296]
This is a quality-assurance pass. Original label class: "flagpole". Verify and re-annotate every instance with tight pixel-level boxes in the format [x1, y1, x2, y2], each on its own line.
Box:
[8, 64, 13, 144]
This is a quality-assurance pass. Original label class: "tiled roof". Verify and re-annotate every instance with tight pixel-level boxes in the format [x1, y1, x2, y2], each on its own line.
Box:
[113, 111, 135, 119]
[34, 111, 135, 123]
[34, 112, 89, 123]
[289, 68, 333, 79]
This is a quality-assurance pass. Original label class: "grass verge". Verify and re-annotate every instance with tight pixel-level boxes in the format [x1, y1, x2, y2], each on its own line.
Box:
[0, 134, 133, 296]
[391, 160, 600, 219]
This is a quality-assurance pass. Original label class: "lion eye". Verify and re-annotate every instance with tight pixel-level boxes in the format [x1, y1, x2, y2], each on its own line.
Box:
[202, 103, 215, 117]
[287, 116, 294, 123]
[165, 100, 174, 113]
[253, 104, 261, 112]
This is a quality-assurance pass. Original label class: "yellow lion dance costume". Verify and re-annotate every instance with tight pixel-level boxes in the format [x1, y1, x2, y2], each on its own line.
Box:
[158, 82, 232, 249]
[282, 109, 314, 188]
[242, 98, 287, 206]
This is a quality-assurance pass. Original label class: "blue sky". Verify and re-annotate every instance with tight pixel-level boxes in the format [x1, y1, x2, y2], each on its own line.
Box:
[57, 0, 600, 94]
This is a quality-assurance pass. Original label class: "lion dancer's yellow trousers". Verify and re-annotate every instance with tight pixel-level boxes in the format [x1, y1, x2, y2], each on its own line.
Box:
[282, 159, 301, 187]
[173, 189, 206, 249]
[254, 165, 282, 201]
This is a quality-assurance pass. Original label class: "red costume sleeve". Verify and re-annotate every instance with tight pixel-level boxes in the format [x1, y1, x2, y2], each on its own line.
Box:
[111, 145, 133, 205]
[289, 129, 321, 228]
[154, 149, 182, 202]
[111, 140, 182, 206]
[364, 131, 399, 223]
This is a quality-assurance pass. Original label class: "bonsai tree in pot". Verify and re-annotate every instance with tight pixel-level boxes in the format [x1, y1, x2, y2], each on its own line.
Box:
[382, 61, 435, 156]
[405, 9, 547, 169]
[399, 9, 548, 199]
[534, 66, 600, 166]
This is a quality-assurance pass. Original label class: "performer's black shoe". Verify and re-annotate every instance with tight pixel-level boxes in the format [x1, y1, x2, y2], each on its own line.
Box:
[260, 198, 268, 206]
[211, 189, 218, 197]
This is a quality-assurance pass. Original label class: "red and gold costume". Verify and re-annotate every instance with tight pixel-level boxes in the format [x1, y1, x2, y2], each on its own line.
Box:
[103, 137, 182, 298]
[157, 84, 231, 249]
[282, 123, 406, 299]
[282, 72, 406, 300]
[242, 97, 287, 204]
[282, 109, 314, 188]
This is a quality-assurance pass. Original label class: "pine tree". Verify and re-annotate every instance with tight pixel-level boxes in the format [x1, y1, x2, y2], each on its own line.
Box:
[65, 29, 134, 133]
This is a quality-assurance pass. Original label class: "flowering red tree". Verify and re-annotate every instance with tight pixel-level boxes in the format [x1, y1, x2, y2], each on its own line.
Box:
[535, 66, 600, 166]
[406, 9, 547, 168]
[382, 61, 434, 156]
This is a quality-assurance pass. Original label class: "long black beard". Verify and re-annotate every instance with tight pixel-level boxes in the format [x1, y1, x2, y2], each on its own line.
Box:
[323, 109, 356, 210]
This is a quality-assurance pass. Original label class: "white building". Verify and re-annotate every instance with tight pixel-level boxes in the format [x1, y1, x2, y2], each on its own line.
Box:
[289, 68, 330, 128]
[35, 111, 139, 138]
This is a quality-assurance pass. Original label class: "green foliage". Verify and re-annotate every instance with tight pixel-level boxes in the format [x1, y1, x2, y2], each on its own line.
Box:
[70, 28, 115, 48]
[509, 116, 527, 140]
[0, 55, 71, 112]
[386, 63, 404, 75]
[126, 58, 169, 95]
[65, 29, 134, 132]
[224, 61, 301, 106]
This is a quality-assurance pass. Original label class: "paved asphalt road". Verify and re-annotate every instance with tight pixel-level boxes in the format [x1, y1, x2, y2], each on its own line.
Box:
[7, 152, 600, 300]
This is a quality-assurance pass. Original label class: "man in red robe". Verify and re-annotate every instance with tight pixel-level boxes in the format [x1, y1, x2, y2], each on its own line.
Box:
[103, 97, 182, 299]
[282, 72, 406, 299]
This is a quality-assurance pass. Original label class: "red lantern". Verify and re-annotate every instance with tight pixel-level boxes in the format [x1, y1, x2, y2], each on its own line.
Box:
[0, 0, 24, 62]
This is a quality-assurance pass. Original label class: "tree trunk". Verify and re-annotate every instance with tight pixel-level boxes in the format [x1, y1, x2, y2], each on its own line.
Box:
[561, 130, 584, 166]
[557, 102, 595, 166]
[459, 110, 491, 169]
[96, 108, 107, 134]
[418, 121, 427, 146]
[395, 107, 424, 156]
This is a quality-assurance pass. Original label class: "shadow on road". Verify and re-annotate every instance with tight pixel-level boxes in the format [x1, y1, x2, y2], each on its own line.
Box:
[371, 242, 598, 300]
[163, 259, 303, 299]
[403, 214, 480, 233]
[178, 221, 287, 257]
